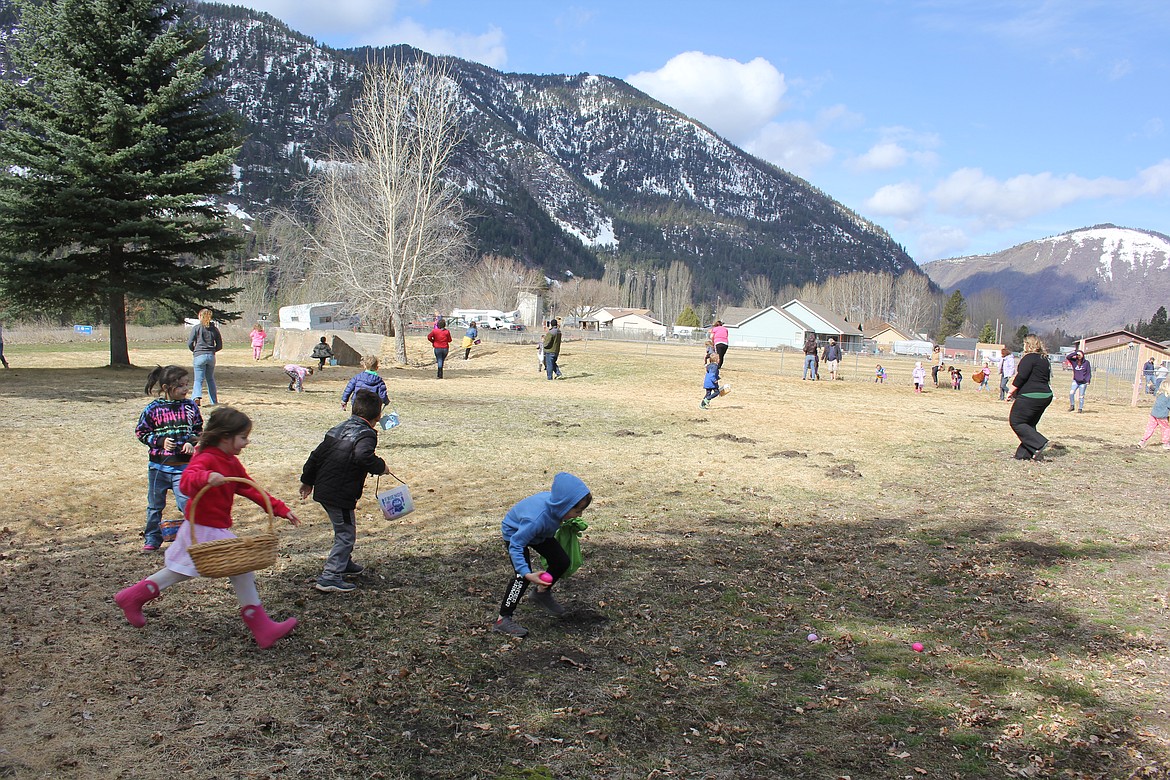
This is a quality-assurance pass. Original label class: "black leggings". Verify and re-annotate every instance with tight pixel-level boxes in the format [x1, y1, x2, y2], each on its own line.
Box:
[499, 538, 569, 617]
[715, 343, 728, 368]
[1009, 394, 1052, 459]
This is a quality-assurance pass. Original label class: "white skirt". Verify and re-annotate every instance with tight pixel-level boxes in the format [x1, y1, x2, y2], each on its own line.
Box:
[164, 520, 237, 578]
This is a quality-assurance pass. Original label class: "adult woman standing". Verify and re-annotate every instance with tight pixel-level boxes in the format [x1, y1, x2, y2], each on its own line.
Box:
[1005, 334, 1053, 460]
[710, 320, 729, 368]
[187, 308, 222, 406]
[428, 318, 452, 379]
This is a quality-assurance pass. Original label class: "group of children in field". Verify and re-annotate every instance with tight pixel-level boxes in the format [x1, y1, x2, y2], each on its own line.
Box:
[117, 355, 590, 648]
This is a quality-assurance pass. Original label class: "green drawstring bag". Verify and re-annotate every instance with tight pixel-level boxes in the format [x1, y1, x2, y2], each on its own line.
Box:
[542, 517, 588, 576]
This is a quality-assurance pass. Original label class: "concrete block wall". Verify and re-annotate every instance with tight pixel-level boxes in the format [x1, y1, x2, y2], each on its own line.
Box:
[272, 329, 391, 367]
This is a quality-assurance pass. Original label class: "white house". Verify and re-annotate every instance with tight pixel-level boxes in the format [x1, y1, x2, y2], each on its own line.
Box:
[278, 302, 359, 331]
[610, 311, 667, 338]
[582, 307, 651, 330]
[718, 306, 809, 349]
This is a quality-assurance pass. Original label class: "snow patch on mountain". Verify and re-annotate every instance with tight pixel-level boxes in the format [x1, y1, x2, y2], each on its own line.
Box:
[1039, 227, 1170, 282]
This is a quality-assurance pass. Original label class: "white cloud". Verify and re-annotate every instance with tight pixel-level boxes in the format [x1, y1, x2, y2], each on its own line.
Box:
[359, 19, 507, 67]
[930, 167, 1131, 225]
[916, 226, 971, 262]
[1109, 59, 1133, 80]
[237, 1, 391, 37]
[1137, 159, 1170, 195]
[854, 142, 909, 172]
[865, 182, 924, 217]
[627, 52, 785, 143]
[235, 3, 507, 67]
[744, 121, 833, 177]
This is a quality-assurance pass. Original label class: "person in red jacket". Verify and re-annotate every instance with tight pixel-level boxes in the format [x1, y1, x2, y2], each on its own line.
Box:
[427, 318, 453, 379]
[114, 407, 302, 649]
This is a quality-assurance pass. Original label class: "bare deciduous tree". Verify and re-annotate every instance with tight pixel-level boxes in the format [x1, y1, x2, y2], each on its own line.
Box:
[552, 277, 620, 321]
[308, 59, 470, 363]
[741, 275, 775, 309]
[891, 272, 933, 336]
[460, 254, 544, 311]
[655, 261, 694, 326]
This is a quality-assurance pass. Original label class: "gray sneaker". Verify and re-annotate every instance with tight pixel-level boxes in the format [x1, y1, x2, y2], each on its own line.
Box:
[531, 588, 566, 616]
[314, 579, 356, 593]
[343, 561, 365, 575]
[492, 616, 528, 637]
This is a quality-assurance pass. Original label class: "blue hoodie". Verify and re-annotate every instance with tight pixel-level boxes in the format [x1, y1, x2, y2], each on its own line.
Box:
[342, 370, 389, 404]
[501, 472, 591, 575]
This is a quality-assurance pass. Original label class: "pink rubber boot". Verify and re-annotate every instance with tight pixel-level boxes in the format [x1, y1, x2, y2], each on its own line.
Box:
[240, 605, 297, 649]
[114, 579, 161, 628]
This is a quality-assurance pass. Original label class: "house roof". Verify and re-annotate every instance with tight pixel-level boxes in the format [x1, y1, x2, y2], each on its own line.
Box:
[719, 305, 810, 331]
[780, 299, 858, 335]
[944, 336, 977, 350]
[611, 312, 664, 326]
[581, 307, 651, 322]
[868, 322, 911, 340]
[715, 307, 764, 327]
[1082, 330, 1170, 356]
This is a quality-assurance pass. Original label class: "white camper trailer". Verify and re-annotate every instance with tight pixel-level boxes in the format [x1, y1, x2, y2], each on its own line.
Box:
[278, 302, 359, 331]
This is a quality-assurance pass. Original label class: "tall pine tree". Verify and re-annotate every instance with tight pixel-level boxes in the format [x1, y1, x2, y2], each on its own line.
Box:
[0, 0, 242, 365]
[938, 290, 966, 342]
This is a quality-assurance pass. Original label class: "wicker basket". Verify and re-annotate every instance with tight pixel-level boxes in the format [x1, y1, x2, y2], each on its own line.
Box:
[186, 476, 278, 578]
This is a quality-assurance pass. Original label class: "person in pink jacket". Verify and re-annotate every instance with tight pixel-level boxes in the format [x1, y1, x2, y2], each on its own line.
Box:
[249, 323, 267, 360]
[709, 320, 729, 368]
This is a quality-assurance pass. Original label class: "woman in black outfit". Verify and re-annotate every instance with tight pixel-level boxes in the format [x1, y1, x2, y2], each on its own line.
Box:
[1005, 334, 1053, 460]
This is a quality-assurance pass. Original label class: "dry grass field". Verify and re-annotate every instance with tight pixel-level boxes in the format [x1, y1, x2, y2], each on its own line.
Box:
[1, 335, 1168, 779]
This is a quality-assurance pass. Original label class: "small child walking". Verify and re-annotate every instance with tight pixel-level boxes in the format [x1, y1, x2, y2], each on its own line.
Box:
[1139, 381, 1170, 450]
[951, 366, 963, 390]
[979, 361, 991, 392]
[912, 361, 926, 393]
[311, 337, 333, 369]
[300, 389, 388, 593]
[342, 355, 389, 410]
[135, 365, 203, 551]
[284, 364, 313, 392]
[874, 364, 886, 383]
[493, 472, 593, 637]
[700, 353, 721, 409]
[114, 407, 302, 649]
[249, 323, 267, 360]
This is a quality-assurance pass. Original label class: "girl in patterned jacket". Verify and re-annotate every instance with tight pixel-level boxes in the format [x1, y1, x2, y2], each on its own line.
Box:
[135, 365, 203, 551]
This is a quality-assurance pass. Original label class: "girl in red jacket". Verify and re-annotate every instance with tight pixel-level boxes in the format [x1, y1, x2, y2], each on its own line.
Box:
[114, 407, 302, 649]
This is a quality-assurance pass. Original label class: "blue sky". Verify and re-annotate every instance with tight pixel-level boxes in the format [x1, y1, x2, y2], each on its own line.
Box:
[233, 0, 1170, 266]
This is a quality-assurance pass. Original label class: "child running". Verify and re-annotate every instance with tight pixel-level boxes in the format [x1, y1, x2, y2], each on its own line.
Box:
[284, 364, 314, 392]
[700, 353, 721, 409]
[311, 337, 333, 369]
[874, 364, 886, 383]
[135, 365, 203, 551]
[912, 361, 926, 393]
[300, 389, 388, 593]
[493, 472, 593, 637]
[114, 407, 302, 649]
[342, 355, 389, 410]
[1139, 380, 1170, 450]
[249, 323, 266, 360]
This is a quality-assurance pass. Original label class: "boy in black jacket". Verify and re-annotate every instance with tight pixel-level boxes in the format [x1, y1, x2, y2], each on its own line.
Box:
[300, 389, 387, 593]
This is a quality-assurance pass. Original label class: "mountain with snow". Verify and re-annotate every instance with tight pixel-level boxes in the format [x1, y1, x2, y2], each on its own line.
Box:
[0, 1, 917, 301]
[922, 225, 1170, 334]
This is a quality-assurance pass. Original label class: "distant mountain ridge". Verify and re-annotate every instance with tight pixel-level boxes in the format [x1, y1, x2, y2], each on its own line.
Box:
[0, 0, 913, 302]
[923, 225, 1170, 335]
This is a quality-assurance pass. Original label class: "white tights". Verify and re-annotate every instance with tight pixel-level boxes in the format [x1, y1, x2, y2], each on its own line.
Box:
[147, 568, 261, 607]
